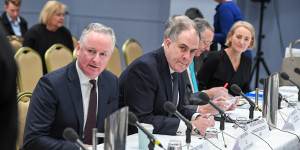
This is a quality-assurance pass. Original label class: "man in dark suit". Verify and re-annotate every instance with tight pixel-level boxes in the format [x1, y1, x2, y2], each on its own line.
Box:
[23, 23, 119, 150]
[0, 0, 27, 37]
[119, 15, 214, 136]
[183, 18, 230, 113]
[0, 24, 18, 150]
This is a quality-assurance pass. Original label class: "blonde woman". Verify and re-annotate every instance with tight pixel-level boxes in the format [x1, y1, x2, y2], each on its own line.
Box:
[23, 0, 73, 73]
[197, 21, 256, 94]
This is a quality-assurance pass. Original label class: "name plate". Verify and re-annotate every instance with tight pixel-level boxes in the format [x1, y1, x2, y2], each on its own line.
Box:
[233, 132, 256, 150]
[191, 140, 210, 150]
[245, 118, 270, 138]
[282, 109, 300, 131]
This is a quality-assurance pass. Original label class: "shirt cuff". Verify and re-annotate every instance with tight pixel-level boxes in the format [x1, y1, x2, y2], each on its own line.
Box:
[192, 113, 201, 121]
[176, 120, 187, 135]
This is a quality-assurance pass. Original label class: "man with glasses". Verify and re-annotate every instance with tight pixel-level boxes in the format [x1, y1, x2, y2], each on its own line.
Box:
[183, 18, 230, 114]
[23, 23, 119, 150]
[0, 0, 27, 37]
[119, 15, 215, 136]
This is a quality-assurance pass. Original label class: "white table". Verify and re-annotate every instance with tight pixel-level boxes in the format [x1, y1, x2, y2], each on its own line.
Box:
[95, 87, 300, 149]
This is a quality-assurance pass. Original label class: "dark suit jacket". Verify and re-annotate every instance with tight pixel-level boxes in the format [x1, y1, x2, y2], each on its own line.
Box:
[0, 12, 27, 37]
[0, 25, 17, 150]
[119, 47, 195, 135]
[23, 62, 119, 150]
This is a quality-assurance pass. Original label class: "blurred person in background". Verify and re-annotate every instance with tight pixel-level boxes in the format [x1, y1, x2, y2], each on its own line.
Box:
[23, 0, 74, 74]
[0, 0, 27, 37]
[198, 21, 255, 95]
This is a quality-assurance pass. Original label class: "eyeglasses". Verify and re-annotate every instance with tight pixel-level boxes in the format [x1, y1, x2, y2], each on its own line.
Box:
[201, 40, 213, 46]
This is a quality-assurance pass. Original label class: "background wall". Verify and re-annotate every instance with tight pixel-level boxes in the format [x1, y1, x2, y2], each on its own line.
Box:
[0, 0, 170, 53]
[1, 0, 299, 89]
[239, 0, 300, 85]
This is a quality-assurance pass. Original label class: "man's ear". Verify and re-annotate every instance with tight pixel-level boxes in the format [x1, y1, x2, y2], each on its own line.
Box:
[164, 38, 172, 48]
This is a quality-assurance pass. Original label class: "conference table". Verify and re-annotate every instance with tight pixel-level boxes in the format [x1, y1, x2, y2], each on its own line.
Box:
[96, 86, 300, 150]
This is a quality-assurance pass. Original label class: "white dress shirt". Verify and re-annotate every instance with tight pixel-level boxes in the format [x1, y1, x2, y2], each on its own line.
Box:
[76, 61, 98, 130]
[169, 67, 199, 135]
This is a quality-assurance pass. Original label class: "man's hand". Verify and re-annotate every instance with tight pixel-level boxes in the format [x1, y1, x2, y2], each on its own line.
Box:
[191, 114, 215, 135]
[197, 96, 229, 115]
[204, 87, 229, 99]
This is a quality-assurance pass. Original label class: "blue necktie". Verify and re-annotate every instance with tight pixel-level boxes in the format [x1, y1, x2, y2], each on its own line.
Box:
[189, 61, 198, 92]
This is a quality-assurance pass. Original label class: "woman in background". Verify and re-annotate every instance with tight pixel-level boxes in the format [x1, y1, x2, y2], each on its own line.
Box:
[23, 0, 73, 73]
[197, 21, 255, 94]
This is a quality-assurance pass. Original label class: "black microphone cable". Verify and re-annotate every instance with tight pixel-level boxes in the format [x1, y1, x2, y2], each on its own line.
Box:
[230, 118, 274, 150]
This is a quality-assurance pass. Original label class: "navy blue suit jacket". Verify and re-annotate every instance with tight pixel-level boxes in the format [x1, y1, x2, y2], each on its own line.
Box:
[0, 12, 27, 37]
[119, 47, 195, 135]
[23, 61, 119, 150]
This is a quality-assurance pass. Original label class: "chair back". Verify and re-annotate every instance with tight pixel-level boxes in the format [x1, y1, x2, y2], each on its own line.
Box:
[15, 47, 43, 93]
[72, 36, 78, 48]
[73, 48, 77, 59]
[122, 38, 143, 65]
[45, 44, 73, 73]
[106, 47, 123, 76]
[280, 39, 300, 86]
[16, 92, 32, 150]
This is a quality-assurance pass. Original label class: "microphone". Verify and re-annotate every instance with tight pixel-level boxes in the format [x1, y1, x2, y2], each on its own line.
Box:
[163, 101, 201, 135]
[63, 127, 88, 150]
[294, 67, 300, 75]
[280, 72, 300, 89]
[230, 84, 256, 107]
[196, 92, 226, 115]
[280, 72, 300, 102]
[230, 84, 255, 119]
[128, 112, 164, 149]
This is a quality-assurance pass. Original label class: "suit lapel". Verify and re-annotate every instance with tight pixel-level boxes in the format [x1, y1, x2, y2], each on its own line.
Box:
[1, 13, 14, 35]
[67, 62, 84, 135]
[157, 47, 173, 102]
[96, 73, 109, 130]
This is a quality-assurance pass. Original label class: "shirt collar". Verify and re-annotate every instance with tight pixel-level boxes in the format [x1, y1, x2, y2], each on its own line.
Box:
[6, 13, 20, 24]
[76, 60, 98, 85]
[169, 66, 175, 74]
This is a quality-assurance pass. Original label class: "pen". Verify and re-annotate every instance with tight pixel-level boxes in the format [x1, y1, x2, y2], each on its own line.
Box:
[223, 83, 228, 88]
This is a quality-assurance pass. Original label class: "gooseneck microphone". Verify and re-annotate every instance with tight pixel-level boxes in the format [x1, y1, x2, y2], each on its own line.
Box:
[280, 72, 300, 101]
[63, 127, 88, 150]
[294, 67, 300, 75]
[128, 112, 164, 149]
[230, 84, 255, 119]
[163, 101, 202, 135]
[280, 72, 300, 88]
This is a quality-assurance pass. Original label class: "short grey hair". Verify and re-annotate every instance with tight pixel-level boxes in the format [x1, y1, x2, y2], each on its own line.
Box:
[193, 18, 214, 39]
[79, 23, 116, 50]
[164, 15, 199, 41]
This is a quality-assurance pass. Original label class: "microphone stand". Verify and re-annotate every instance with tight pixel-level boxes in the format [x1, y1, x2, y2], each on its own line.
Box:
[186, 125, 192, 150]
[148, 139, 154, 150]
[249, 104, 255, 120]
[220, 113, 227, 148]
[298, 90, 300, 102]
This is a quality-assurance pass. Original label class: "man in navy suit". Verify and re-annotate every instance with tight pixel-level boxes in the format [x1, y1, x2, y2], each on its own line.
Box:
[0, 0, 27, 37]
[23, 23, 119, 150]
[119, 15, 214, 135]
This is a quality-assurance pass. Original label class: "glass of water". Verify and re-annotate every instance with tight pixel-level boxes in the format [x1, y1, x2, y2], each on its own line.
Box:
[167, 140, 182, 150]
